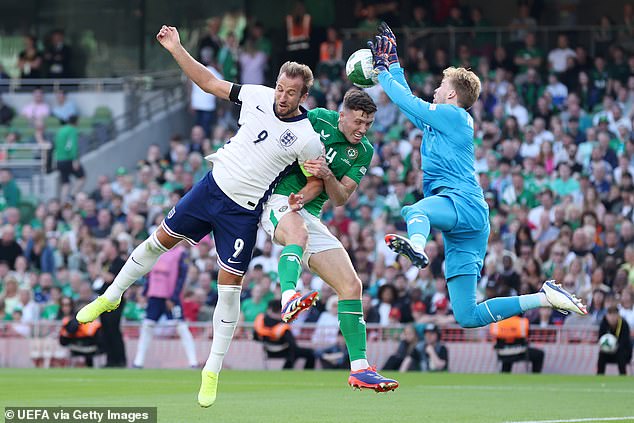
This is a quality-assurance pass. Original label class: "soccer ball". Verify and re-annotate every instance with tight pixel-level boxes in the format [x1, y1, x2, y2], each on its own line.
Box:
[598, 333, 618, 353]
[346, 49, 378, 88]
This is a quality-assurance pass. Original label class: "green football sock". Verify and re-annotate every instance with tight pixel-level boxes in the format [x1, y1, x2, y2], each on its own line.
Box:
[278, 244, 303, 294]
[338, 299, 367, 362]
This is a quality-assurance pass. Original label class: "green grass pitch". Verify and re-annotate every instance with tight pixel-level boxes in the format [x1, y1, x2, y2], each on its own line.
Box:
[1, 369, 634, 423]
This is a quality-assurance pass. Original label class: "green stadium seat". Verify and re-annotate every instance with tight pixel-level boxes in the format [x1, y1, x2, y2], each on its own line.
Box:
[93, 106, 113, 124]
[10, 115, 31, 129]
[44, 116, 61, 129]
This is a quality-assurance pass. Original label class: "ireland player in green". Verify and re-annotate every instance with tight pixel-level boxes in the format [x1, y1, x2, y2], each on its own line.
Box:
[261, 89, 398, 392]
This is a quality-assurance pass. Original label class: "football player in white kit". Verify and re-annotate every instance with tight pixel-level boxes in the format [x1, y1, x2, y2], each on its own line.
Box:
[76, 25, 323, 407]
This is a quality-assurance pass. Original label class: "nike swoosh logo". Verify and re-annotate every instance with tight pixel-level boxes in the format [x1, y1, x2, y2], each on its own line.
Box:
[227, 258, 241, 264]
[320, 130, 330, 138]
[131, 256, 142, 266]
[221, 319, 237, 324]
[256, 105, 265, 113]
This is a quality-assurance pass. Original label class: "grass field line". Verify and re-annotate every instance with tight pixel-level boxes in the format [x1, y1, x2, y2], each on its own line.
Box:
[504, 417, 634, 423]
[416, 385, 634, 395]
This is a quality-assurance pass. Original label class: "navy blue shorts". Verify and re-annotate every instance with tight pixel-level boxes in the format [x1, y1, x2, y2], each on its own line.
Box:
[162, 171, 259, 276]
[145, 297, 183, 321]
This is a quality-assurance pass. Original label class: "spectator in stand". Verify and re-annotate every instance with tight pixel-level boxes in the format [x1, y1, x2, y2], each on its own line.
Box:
[0, 225, 23, 270]
[514, 32, 544, 83]
[597, 305, 632, 375]
[92, 238, 126, 367]
[239, 38, 267, 86]
[0, 169, 21, 210]
[0, 95, 15, 125]
[318, 27, 343, 80]
[548, 34, 576, 75]
[17, 35, 43, 79]
[253, 300, 315, 369]
[21, 88, 50, 123]
[54, 115, 85, 200]
[197, 17, 222, 64]
[382, 324, 419, 371]
[410, 324, 448, 372]
[189, 51, 222, 137]
[51, 90, 78, 124]
[44, 29, 72, 78]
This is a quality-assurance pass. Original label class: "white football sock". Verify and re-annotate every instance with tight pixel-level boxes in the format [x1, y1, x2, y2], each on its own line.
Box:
[133, 319, 155, 367]
[204, 285, 241, 374]
[177, 321, 198, 367]
[281, 289, 296, 307]
[350, 359, 370, 372]
[103, 232, 169, 302]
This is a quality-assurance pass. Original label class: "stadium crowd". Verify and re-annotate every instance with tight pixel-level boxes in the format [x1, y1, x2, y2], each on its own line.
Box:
[1, 2, 634, 361]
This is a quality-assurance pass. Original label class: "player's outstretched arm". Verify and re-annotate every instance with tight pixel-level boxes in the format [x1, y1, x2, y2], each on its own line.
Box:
[377, 69, 456, 132]
[156, 25, 231, 100]
[376, 22, 412, 95]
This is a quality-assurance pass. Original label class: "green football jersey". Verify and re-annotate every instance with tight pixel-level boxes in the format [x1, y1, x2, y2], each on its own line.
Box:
[274, 108, 374, 217]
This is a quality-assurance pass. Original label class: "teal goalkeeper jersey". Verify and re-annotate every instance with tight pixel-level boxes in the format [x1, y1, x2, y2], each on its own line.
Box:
[274, 108, 373, 217]
[378, 64, 483, 200]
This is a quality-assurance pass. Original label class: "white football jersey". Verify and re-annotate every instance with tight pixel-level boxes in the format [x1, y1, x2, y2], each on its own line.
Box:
[206, 84, 322, 210]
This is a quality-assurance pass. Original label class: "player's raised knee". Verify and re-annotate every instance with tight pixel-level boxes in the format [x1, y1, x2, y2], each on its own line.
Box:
[452, 307, 481, 328]
[339, 276, 363, 299]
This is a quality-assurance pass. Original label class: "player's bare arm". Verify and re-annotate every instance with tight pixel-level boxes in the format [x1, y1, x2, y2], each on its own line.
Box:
[156, 25, 231, 100]
[303, 157, 357, 206]
[288, 175, 324, 212]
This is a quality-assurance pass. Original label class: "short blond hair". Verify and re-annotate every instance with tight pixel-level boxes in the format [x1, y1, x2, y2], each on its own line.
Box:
[277, 61, 314, 95]
[442, 67, 481, 110]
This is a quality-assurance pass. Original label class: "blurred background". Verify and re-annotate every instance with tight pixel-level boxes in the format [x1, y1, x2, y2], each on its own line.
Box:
[0, 0, 633, 375]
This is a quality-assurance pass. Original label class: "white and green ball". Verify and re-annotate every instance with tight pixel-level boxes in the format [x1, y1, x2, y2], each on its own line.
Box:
[345, 48, 378, 88]
[599, 333, 618, 353]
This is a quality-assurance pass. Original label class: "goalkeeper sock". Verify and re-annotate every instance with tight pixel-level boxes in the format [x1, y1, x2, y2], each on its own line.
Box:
[338, 299, 369, 371]
[204, 285, 241, 374]
[401, 206, 430, 252]
[103, 232, 169, 302]
[278, 244, 303, 305]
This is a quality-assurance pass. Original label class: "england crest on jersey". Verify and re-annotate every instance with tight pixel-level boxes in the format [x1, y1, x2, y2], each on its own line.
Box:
[279, 129, 297, 147]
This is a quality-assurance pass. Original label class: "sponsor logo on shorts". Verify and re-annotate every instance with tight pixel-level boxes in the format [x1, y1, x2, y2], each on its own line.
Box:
[279, 205, 288, 212]
[227, 258, 241, 264]
[279, 129, 298, 147]
[167, 207, 175, 219]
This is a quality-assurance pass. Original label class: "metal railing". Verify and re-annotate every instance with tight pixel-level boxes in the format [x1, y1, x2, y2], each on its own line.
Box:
[0, 69, 184, 93]
[0, 320, 600, 345]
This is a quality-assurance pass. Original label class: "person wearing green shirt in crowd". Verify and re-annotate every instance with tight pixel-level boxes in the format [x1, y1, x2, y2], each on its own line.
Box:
[241, 282, 273, 323]
[551, 162, 581, 200]
[54, 115, 84, 200]
[0, 168, 21, 211]
[260, 89, 398, 392]
[514, 32, 543, 76]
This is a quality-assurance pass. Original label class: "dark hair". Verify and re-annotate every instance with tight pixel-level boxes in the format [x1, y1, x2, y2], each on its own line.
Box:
[343, 89, 377, 115]
[268, 299, 282, 313]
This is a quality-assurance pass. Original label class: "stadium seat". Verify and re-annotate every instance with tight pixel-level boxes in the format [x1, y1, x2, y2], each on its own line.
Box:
[260, 342, 288, 370]
[92, 106, 113, 124]
[10, 115, 31, 129]
[44, 116, 61, 129]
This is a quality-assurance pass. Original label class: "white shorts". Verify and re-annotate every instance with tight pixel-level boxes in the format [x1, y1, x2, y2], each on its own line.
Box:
[261, 194, 343, 264]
